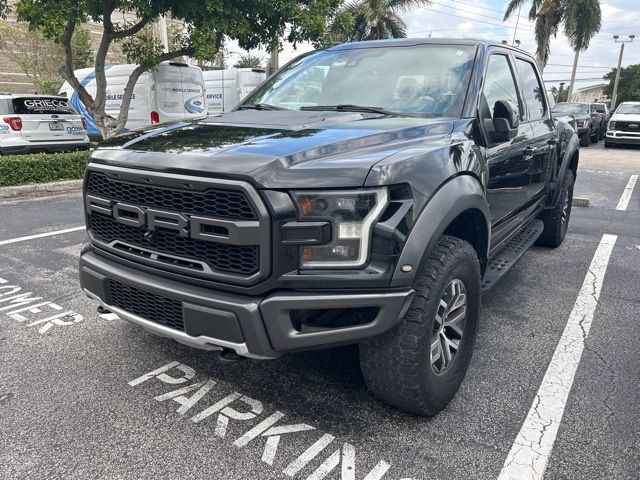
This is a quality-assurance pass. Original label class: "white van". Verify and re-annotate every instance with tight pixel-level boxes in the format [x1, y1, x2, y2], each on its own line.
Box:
[203, 68, 266, 114]
[59, 62, 206, 139]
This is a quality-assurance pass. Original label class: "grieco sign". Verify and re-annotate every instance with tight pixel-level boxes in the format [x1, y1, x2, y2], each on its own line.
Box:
[23, 99, 73, 111]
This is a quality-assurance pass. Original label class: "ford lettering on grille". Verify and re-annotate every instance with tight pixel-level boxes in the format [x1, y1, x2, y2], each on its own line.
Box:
[86, 194, 259, 246]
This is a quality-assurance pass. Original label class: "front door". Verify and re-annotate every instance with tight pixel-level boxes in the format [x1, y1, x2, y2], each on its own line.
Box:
[481, 52, 535, 249]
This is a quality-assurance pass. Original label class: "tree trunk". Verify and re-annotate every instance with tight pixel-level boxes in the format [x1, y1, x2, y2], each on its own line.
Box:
[535, 36, 548, 73]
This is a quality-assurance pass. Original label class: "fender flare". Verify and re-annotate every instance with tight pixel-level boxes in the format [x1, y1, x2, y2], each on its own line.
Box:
[550, 131, 580, 208]
[390, 175, 490, 287]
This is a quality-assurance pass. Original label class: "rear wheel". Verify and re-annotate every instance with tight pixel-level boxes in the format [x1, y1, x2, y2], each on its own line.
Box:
[591, 130, 599, 143]
[537, 169, 574, 248]
[580, 132, 591, 147]
[598, 127, 605, 141]
[359, 236, 481, 416]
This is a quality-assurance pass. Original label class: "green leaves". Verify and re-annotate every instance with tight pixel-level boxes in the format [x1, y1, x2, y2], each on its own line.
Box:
[564, 0, 601, 52]
[325, 0, 430, 43]
[0, 151, 90, 187]
[603, 64, 640, 105]
[504, 0, 602, 70]
[12, 0, 343, 138]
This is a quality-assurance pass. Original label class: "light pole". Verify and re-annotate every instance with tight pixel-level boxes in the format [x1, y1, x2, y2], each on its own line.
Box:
[611, 35, 635, 109]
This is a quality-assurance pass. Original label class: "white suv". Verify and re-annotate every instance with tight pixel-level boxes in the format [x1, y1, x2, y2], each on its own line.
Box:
[606, 101, 640, 148]
[0, 94, 90, 154]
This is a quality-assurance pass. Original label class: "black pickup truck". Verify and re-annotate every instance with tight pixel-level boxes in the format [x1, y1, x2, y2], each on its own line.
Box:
[80, 39, 579, 415]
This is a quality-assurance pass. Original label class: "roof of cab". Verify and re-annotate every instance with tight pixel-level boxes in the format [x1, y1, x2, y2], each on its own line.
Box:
[326, 37, 529, 54]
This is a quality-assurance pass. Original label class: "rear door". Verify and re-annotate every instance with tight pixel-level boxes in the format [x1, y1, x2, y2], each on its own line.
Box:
[513, 57, 556, 201]
[11, 97, 86, 143]
[179, 65, 206, 118]
[155, 63, 205, 124]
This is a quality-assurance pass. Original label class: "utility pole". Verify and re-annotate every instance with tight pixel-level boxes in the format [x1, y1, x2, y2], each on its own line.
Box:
[611, 35, 635, 109]
[567, 49, 580, 101]
[512, 6, 522, 46]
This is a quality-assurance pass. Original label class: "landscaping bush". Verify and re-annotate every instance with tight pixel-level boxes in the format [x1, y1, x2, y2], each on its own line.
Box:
[0, 150, 91, 187]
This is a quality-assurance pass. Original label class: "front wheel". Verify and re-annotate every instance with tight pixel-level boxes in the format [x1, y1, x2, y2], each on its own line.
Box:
[604, 140, 614, 148]
[537, 169, 574, 248]
[580, 132, 591, 147]
[359, 236, 481, 416]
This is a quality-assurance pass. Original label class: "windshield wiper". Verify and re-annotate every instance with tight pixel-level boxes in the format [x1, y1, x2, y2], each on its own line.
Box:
[237, 103, 289, 111]
[300, 104, 397, 115]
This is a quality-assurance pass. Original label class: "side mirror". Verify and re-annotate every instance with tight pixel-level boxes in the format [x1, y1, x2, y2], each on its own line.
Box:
[491, 100, 519, 143]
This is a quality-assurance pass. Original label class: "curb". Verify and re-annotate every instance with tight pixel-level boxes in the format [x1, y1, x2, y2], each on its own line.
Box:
[572, 196, 590, 208]
[0, 179, 83, 199]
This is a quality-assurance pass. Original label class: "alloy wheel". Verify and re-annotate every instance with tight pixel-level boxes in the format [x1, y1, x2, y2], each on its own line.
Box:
[430, 278, 467, 375]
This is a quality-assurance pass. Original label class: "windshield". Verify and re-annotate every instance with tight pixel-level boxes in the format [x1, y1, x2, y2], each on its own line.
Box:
[241, 44, 477, 118]
[552, 103, 589, 115]
[616, 103, 640, 114]
[12, 97, 77, 115]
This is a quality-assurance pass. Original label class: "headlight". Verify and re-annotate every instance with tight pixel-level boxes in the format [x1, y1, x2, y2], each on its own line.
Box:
[609, 121, 617, 130]
[291, 187, 388, 268]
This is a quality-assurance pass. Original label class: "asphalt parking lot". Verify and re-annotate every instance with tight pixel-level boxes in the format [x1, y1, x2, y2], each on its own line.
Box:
[0, 141, 638, 480]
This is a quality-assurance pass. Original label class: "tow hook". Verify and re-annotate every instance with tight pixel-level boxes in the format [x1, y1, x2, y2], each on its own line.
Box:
[219, 348, 245, 362]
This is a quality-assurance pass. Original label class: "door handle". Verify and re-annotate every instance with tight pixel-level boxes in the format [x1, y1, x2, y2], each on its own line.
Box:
[523, 146, 538, 155]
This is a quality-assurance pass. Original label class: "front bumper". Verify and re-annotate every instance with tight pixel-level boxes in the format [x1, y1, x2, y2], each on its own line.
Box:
[606, 130, 640, 145]
[81, 249, 415, 359]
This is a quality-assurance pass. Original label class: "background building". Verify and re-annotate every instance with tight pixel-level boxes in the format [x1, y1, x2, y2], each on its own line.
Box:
[571, 83, 609, 103]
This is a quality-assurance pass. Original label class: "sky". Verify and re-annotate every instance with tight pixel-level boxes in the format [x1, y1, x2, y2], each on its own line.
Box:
[224, 0, 640, 93]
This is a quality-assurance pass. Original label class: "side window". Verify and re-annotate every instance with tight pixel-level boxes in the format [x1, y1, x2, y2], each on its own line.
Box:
[515, 58, 546, 120]
[482, 54, 520, 119]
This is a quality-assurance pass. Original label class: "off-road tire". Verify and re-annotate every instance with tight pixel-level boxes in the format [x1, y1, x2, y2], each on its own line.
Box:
[536, 169, 574, 248]
[598, 127, 605, 141]
[590, 130, 599, 143]
[359, 235, 481, 416]
[604, 140, 614, 148]
[580, 132, 591, 147]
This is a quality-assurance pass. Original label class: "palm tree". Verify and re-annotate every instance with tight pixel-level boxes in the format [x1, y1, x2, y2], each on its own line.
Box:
[335, 0, 431, 42]
[504, 0, 602, 72]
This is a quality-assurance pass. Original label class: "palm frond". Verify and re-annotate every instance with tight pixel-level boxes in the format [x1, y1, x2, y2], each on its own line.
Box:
[564, 0, 602, 51]
[385, 0, 431, 14]
[504, 0, 528, 21]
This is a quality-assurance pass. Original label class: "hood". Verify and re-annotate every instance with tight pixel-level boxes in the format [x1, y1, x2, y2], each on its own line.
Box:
[92, 110, 454, 189]
[611, 113, 640, 122]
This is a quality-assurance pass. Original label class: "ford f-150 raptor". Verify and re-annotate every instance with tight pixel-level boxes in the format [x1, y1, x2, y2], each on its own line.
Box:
[80, 39, 580, 415]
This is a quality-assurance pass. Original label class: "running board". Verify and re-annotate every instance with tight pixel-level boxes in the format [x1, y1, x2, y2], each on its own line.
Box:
[481, 219, 544, 292]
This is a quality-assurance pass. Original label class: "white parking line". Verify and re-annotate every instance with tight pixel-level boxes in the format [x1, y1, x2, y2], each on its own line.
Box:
[616, 174, 638, 211]
[498, 233, 617, 480]
[0, 226, 85, 246]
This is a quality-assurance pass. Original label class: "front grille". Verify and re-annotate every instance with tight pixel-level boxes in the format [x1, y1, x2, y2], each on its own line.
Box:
[85, 168, 268, 283]
[108, 279, 184, 331]
[615, 122, 640, 132]
[90, 212, 259, 275]
[87, 171, 256, 220]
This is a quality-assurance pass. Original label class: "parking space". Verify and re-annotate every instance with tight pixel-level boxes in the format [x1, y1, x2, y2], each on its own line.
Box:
[0, 145, 639, 480]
